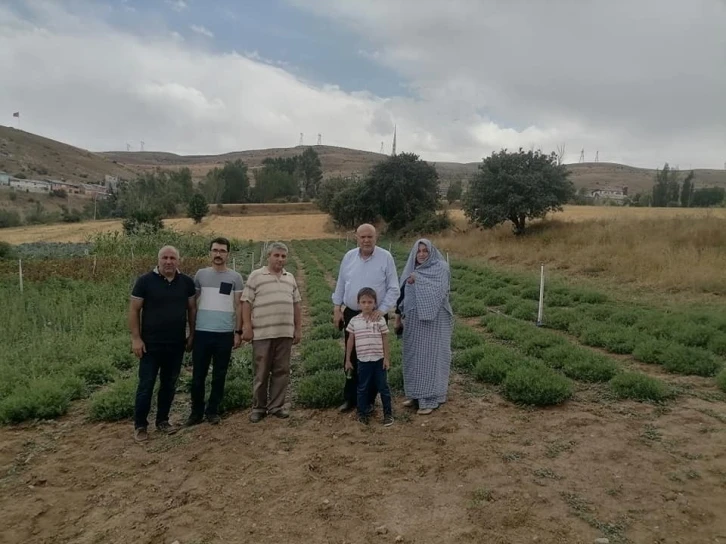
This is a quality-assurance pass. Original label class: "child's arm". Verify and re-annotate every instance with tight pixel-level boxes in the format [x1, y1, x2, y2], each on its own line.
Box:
[381, 329, 390, 370]
[345, 332, 355, 371]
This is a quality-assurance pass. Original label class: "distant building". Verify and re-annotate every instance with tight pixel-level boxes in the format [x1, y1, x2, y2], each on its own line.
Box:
[0, 172, 9, 186]
[9, 178, 51, 193]
[81, 183, 109, 198]
[591, 186, 629, 203]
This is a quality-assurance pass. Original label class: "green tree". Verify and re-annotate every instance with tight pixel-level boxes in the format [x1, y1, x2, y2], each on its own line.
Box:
[463, 148, 574, 234]
[187, 192, 209, 224]
[365, 152, 440, 231]
[446, 179, 463, 202]
[691, 187, 725, 207]
[652, 163, 681, 207]
[328, 181, 378, 229]
[316, 176, 351, 213]
[299, 147, 323, 199]
[199, 160, 250, 204]
[250, 167, 298, 202]
[680, 170, 695, 207]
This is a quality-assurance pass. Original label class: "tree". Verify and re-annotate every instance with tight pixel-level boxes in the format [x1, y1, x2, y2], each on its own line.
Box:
[328, 181, 379, 229]
[365, 152, 440, 231]
[187, 192, 209, 224]
[463, 148, 574, 235]
[299, 147, 323, 199]
[199, 160, 250, 204]
[652, 163, 681, 207]
[316, 176, 350, 213]
[250, 166, 298, 202]
[446, 179, 463, 202]
[691, 187, 725, 207]
[680, 170, 695, 207]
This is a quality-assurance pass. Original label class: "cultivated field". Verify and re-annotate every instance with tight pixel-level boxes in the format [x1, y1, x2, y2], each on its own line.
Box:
[1, 229, 725, 543]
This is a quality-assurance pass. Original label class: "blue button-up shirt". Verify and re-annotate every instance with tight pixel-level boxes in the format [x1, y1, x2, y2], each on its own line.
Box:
[332, 246, 400, 313]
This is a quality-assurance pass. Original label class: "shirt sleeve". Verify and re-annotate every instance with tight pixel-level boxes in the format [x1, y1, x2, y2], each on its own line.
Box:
[291, 276, 302, 303]
[186, 275, 196, 298]
[131, 275, 146, 299]
[378, 317, 389, 334]
[345, 320, 355, 334]
[379, 253, 401, 313]
[332, 252, 349, 306]
[234, 272, 245, 293]
[241, 273, 256, 303]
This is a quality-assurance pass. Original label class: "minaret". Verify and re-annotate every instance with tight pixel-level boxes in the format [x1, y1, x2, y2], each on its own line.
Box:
[391, 125, 397, 156]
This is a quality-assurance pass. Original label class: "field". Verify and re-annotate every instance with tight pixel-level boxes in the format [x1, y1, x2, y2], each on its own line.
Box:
[1, 219, 726, 544]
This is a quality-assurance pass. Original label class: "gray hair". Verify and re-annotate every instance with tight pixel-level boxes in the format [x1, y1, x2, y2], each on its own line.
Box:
[158, 245, 180, 259]
[266, 242, 289, 256]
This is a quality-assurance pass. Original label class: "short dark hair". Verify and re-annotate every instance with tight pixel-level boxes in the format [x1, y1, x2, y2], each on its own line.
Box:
[357, 287, 377, 303]
[209, 237, 230, 252]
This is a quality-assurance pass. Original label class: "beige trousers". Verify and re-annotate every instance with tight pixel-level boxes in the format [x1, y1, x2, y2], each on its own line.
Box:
[251, 337, 293, 414]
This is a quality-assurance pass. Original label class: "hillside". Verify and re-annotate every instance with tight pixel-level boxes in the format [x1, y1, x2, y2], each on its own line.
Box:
[0, 126, 138, 184]
[3, 125, 726, 196]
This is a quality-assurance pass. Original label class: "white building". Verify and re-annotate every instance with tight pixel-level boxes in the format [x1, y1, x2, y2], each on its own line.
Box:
[591, 186, 629, 203]
[0, 172, 9, 186]
[9, 178, 50, 193]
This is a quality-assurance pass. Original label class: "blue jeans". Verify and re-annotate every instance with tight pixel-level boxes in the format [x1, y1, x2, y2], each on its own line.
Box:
[190, 331, 234, 418]
[134, 345, 185, 429]
[356, 358, 392, 418]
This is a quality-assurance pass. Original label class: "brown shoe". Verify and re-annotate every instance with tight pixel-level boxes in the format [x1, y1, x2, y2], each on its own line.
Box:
[134, 427, 148, 442]
[156, 421, 178, 434]
[271, 410, 290, 419]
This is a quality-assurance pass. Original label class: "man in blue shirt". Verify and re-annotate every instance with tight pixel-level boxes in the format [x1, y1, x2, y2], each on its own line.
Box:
[332, 223, 400, 412]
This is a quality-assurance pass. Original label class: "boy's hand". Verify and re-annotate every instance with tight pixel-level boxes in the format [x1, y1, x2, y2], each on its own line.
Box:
[344, 360, 353, 372]
[383, 358, 390, 370]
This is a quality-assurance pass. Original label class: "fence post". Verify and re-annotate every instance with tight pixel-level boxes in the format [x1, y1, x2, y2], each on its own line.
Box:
[446, 252, 450, 264]
[18, 259, 23, 294]
[92, 255, 97, 276]
[536, 263, 545, 327]
[233, 258, 236, 272]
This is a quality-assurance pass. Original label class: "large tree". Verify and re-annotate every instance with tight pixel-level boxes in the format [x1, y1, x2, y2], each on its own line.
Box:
[463, 148, 574, 234]
[652, 163, 681, 207]
[680, 170, 695, 207]
[250, 166, 298, 202]
[200, 160, 250, 204]
[299, 147, 323, 199]
[365, 152, 440, 231]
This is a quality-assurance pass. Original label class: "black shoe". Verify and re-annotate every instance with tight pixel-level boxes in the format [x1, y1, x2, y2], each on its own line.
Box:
[358, 415, 370, 425]
[206, 414, 221, 425]
[338, 401, 355, 413]
[249, 412, 265, 423]
[271, 410, 290, 419]
[186, 414, 204, 427]
[156, 421, 178, 434]
[383, 415, 394, 427]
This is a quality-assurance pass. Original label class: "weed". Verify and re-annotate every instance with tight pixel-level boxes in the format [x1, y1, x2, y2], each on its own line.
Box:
[609, 373, 672, 402]
[470, 487, 494, 506]
[88, 378, 137, 421]
[533, 468, 563, 480]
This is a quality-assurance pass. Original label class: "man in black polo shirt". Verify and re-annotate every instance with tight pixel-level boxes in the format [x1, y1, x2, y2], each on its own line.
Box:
[129, 245, 197, 442]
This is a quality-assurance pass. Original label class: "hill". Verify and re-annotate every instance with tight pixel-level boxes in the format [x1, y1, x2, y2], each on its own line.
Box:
[3, 125, 726, 196]
[0, 126, 138, 184]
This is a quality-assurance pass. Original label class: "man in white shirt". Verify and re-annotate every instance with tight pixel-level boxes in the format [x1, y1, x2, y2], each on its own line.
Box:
[332, 223, 400, 412]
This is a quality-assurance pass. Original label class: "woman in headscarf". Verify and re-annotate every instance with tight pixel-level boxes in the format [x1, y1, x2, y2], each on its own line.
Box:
[394, 238, 453, 415]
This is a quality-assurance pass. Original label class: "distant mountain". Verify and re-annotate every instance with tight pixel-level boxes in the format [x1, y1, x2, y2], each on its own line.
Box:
[3, 125, 726, 196]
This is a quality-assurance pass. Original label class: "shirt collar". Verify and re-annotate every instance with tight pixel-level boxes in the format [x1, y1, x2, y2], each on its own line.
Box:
[262, 266, 287, 275]
[357, 246, 377, 260]
[153, 266, 180, 283]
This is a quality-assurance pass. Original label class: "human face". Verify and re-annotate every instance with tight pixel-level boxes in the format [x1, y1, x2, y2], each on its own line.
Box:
[267, 249, 287, 272]
[158, 248, 179, 277]
[210, 242, 229, 267]
[416, 242, 430, 265]
[356, 225, 376, 255]
[358, 295, 376, 315]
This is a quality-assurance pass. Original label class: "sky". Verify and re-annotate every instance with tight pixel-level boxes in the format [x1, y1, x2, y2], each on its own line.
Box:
[1, 0, 725, 168]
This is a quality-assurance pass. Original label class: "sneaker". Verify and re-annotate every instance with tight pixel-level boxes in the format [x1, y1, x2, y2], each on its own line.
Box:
[249, 412, 265, 423]
[134, 427, 148, 442]
[156, 421, 178, 434]
[186, 415, 204, 427]
[206, 414, 221, 425]
[271, 410, 290, 419]
[383, 415, 394, 427]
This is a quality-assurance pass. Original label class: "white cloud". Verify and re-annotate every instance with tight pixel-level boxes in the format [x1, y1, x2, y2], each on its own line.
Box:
[1, 1, 724, 169]
[189, 24, 213, 38]
[165, 0, 187, 12]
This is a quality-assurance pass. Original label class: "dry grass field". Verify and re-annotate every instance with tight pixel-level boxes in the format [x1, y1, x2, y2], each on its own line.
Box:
[439, 207, 726, 295]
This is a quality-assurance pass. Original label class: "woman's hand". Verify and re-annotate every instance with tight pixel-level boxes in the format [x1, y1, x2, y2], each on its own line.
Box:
[407, 272, 415, 285]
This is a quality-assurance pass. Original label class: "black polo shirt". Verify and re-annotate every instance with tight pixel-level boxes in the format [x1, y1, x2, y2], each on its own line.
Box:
[131, 269, 196, 346]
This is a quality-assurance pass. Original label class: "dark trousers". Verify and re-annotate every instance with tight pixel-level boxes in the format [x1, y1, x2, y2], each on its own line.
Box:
[134, 344, 185, 429]
[357, 359, 392, 418]
[190, 331, 234, 418]
[342, 307, 378, 406]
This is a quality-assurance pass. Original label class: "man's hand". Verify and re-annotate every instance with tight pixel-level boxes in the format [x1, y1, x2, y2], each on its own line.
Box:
[383, 358, 390, 371]
[293, 328, 302, 345]
[233, 332, 242, 349]
[185, 335, 194, 353]
[132, 337, 146, 359]
[333, 307, 344, 329]
[242, 329, 254, 343]
[344, 360, 353, 372]
[365, 310, 382, 322]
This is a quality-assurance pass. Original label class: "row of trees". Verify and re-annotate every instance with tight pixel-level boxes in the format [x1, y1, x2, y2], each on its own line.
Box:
[643, 164, 725, 208]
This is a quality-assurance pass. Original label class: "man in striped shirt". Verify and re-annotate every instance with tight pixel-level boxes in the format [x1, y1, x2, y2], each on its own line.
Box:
[241, 242, 302, 423]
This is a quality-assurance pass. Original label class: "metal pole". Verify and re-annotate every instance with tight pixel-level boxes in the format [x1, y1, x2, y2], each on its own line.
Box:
[233, 258, 236, 271]
[18, 259, 23, 294]
[536, 264, 545, 326]
[446, 252, 450, 264]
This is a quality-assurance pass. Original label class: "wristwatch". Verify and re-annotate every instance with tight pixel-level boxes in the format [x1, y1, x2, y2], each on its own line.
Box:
[234, 329, 243, 335]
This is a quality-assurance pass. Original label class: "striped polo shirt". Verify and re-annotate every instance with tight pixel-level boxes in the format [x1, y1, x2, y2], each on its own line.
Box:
[194, 267, 244, 333]
[241, 266, 302, 340]
[346, 314, 389, 362]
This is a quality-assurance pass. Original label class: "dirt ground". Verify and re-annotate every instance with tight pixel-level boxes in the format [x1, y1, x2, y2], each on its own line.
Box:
[1, 377, 725, 544]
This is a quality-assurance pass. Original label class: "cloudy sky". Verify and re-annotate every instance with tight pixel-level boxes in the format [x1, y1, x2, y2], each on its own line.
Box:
[1, 0, 725, 168]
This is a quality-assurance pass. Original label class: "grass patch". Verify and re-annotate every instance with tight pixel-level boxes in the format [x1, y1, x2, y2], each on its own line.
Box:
[88, 377, 137, 421]
[502, 365, 573, 406]
[0, 376, 86, 424]
[609, 372, 672, 402]
[218, 377, 252, 414]
[715, 369, 726, 393]
[473, 357, 512, 385]
[308, 324, 342, 341]
[296, 370, 345, 408]
[452, 325, 484, 350]
[74, 358, 117, 386]
[302, 345, 344, 374]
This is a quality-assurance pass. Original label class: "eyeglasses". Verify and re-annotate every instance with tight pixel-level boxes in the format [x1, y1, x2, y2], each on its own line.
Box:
[211, 249, 228, 254]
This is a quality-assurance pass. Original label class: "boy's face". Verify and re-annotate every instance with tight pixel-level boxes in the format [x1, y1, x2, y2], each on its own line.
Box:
[358, 295, 376, 313]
